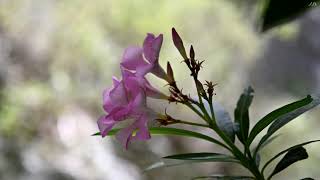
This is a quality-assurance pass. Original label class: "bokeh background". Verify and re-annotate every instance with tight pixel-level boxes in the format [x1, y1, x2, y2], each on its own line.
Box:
[0, 0, 319, 180]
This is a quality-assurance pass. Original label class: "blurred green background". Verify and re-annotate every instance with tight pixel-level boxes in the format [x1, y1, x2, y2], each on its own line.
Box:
[0, 0, 319, 179]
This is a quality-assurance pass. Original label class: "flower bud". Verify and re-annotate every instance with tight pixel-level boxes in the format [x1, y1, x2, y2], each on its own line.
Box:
[195, 79, 206, 96]
[172, 28, 188, 60]
[166, 62, 175, 84]
[190, 45, 195, 60]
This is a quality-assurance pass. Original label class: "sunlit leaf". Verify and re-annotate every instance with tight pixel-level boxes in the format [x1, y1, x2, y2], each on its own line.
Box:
[93, 127, 229, 149]
[253, 95, 320, 151]
[234, 86, 254, 144]
[268, 95, 320, 134]
[247, 95, 317, 146]
[269, 147, 308, 179]
[214, 102, 235, 143]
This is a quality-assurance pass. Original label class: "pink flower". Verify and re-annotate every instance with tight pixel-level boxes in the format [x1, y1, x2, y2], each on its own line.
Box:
[98, 33, 169, 149]
[98, 75, 157, 148]
[121, 69, 167, 99]
[121, 33, 168, 81]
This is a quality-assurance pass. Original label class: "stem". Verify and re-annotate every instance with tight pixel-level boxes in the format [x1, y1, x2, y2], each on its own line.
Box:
[217, 129, 265, 180]
[191, 73, 212, 124]
[198, 103, 214, 126]
[208, 96, 217, 127]
[245, 143, 253, 159]
[203, 111, 265, 179]
[185, 94, 265, 179]
[209, 99, 215, 119]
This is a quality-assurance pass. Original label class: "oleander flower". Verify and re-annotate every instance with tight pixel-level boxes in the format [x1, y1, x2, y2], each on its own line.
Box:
[121, 69, 167, 99]
[98, 74, 159, 148]
[121, 33, 168, 81]
[98, 33, 170, 148]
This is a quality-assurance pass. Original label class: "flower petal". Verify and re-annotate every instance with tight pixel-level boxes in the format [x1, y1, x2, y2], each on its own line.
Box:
[97, 115, 117, 137]
[116, 125, 135, 149]
[121, 47, 147, 71]
[132, 115, 151, 141]
[131, 92, 147, 109]
[144, 80, 167, 99]
[103, 80, 128, 112]
[143, 33, 163, 63]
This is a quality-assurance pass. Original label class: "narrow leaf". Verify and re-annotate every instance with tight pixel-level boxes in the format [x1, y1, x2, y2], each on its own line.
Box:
[269, 147, 308, 179]
[248, 95, 316, 146]
[268, 95, 320, 134]
[214, 102, 235, 142]
[234, 86, 254, 144]
[262, 140, 320, 174]
[192, 175, 254, 180]
[164, 152, 235, 161]
[145, 153, 238, 172]
[93, 127, 229, 149]
[253, 95, 320, 152]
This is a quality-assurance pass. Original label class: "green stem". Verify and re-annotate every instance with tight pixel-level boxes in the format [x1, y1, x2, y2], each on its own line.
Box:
[204, 112, 264, 179]
[218, 129, 265, 180]
[185, 97, 265, 179]
[209, 97, 216, 122]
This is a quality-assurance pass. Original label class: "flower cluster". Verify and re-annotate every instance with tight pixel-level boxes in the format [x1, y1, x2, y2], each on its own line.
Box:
[98, 29, 216, 149]
[98, 33, 169, 148]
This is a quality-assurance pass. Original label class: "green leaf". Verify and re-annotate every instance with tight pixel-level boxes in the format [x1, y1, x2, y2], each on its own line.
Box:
[145, 153, 238, 172]
[93, 127, 229, 150]
[234, 86, 254, 144]
[92, 129, 118, 136]
[262, 139, 320, 174]
[269, 147, 308, 179]
[164, 152, 236, 161]
[247, 95, 316, 146]
[214, 102, 235, 143]
[260, 0, 320, 32]
[268, 95, 320, 134]
[192, 175, 254, 180]
[253, 95, 320, 152]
